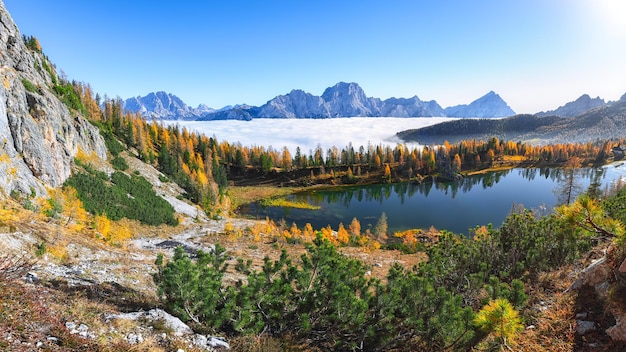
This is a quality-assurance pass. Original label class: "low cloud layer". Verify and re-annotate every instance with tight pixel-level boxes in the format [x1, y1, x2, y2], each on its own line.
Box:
[164, 117, 454, 156]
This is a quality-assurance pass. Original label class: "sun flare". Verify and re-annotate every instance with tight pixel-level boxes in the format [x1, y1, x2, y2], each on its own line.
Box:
[591, 0, 626, 37]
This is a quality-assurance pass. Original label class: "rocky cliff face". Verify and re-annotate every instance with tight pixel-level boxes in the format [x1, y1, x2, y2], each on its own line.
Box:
[0, 2, 106, 198]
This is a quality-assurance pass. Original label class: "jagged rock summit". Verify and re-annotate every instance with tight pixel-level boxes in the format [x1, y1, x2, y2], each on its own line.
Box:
[536, 94, 606, 117]
[444, 91, 515, 118]
[0, 1, 106, 198]
[122, 91, 214, 120]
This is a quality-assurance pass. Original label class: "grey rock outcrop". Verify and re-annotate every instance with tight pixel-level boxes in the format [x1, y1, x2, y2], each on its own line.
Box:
[0, 2, 106, 198]
[106, 309, 230, 350]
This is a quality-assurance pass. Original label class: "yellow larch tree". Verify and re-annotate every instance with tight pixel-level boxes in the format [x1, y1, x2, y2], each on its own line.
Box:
[336, 223, 349, 244]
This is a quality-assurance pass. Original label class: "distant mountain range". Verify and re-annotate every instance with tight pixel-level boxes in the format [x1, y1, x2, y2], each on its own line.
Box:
[536, 94, 606, 117]
[122, 92, 216, 120]
[397, 94, 626, 145]
[443, 91, 517, 118]
[121, 82, 515, 120]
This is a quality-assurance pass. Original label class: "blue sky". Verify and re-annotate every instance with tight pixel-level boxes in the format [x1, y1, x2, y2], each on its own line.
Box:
[4, 0, 626, 113]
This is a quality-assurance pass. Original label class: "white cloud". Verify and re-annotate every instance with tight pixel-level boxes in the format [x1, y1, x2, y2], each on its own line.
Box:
[164, 117, 456, 156]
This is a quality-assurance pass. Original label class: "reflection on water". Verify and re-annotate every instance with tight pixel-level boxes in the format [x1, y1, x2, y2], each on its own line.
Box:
[239, 165, 626, 236]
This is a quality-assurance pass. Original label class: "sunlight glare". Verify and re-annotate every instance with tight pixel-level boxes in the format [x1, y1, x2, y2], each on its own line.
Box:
[590, 0, 626, 38]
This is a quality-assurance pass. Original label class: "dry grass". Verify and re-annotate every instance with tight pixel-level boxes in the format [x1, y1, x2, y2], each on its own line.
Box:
[199, 225, 427, 285]
[0, 280, 124, 351]
[227, 185, 298, 210]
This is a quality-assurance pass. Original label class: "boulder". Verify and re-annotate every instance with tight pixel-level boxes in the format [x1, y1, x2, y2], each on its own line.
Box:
[607, 315, 626, 341]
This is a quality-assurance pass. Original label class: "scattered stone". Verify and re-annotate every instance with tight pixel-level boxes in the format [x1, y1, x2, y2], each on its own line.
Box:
[567, 256, 613, 293]
[24, 271, 39, 283]
[595, 281, 610, 299]
[607, 315, 626, 341]
[526, 325, 536, 330]
[577, 320, 596, 335]
[191, 334, 230, 350]
[126, 333, 144, 344]
[77, 323, 89, 336]
[576, 312, 588, 319]
[582, 257, 610, 287]
[619, 258, 626, 273]
[64, 322, 94, 339]
[106, 308, 193, 337]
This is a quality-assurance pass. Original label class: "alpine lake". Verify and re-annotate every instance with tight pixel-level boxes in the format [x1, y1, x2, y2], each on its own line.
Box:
[238, 163, 626, 236]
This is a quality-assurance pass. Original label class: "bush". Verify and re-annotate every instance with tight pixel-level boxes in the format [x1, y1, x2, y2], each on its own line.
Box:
[52, 83, 86, 115]
[99, 129, 125, 157]
[154, 237, 475, 351]
[154, 245, 230, 328]
[473, 298, 523, 349]
[35, 242, 46, 257]
[23, 35, 41, 52]
[0, 253, 33, 288]
[21, 78, 38, 94]
[111, 156, 128, 171]
[65, 170, 178, 226]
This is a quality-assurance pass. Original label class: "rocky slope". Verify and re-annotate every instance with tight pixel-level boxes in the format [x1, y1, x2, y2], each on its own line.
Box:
[0, 3, 106, 198]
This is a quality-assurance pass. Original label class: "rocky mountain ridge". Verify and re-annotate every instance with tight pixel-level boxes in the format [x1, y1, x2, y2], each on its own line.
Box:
[444, 90, 515, 118]
[536, 94, 606, 117]
[0, 3, 106, 198]
[397, 97, 626, 145]
[123, 82, 515, 120]
[122, 91, 216, 120]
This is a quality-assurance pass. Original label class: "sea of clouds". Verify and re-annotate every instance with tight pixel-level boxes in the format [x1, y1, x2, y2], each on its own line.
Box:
[162, 117, 456, 155]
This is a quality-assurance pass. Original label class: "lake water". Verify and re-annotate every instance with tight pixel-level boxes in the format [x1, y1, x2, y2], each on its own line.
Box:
[162, 118, 626, 235]
[238, 164, 626, 236]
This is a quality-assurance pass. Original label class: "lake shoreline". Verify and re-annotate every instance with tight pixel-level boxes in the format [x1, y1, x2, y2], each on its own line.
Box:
[228, 157, 617, 215]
